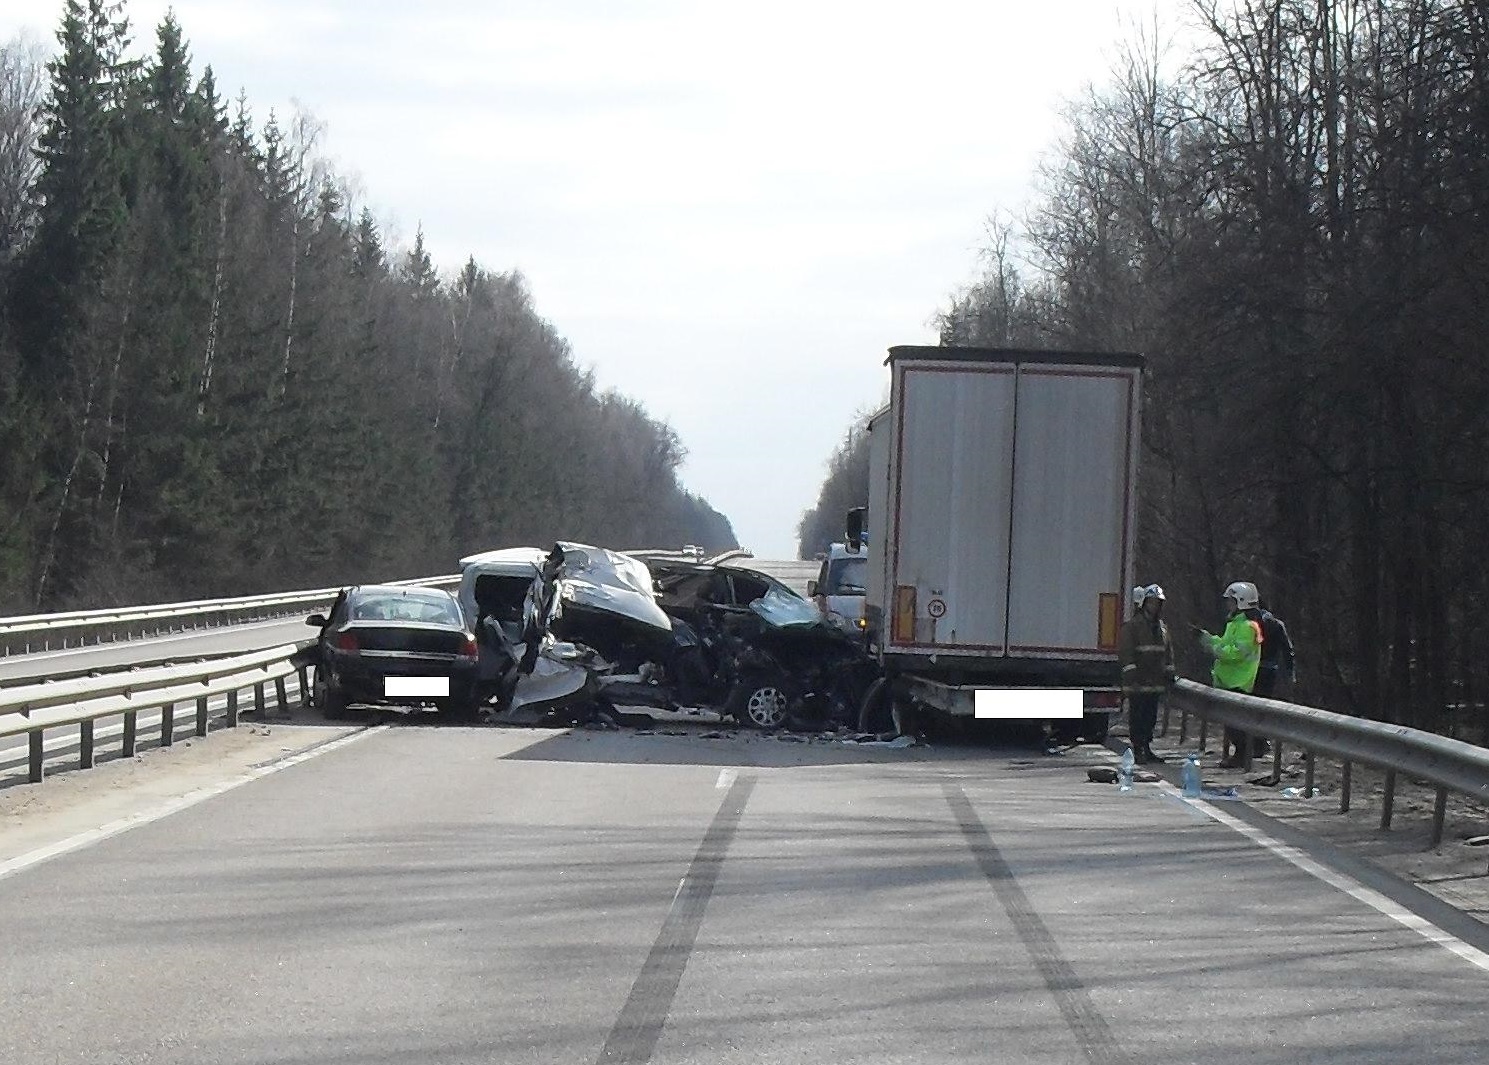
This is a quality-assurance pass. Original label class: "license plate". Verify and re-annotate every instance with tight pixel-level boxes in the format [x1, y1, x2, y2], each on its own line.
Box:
[385, 676, 449, 698]
[973, 688, 1083, 719]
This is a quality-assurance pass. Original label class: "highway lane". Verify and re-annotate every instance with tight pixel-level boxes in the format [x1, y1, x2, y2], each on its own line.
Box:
[0, 616, 316, 686]
[0, 727, 1485, 1063]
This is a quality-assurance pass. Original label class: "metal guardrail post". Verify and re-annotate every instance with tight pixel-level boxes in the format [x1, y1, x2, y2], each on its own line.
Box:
[1272, 743, 1283, 784]
[1341, 761, 1352, 812]
[1381, 770, 1397, 829]
[161, 703, 175, 747]
[274, 677, 288, 716]
[1197, 717, 1208, 752]
[79, 720, 95, 769]
[29, 731, 43, 783]
[225, 690, 238, 728]
[122, 711, 137, 757]
[254, 682, 266, 718]
[196, 696, 209, 737]
[297, 666, 310, 706]
[1432, 788, 1448, 848]
[1304, 751, 1315, 798]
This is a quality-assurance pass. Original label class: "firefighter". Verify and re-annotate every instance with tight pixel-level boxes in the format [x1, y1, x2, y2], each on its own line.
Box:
[1118, 583, 1177, 764]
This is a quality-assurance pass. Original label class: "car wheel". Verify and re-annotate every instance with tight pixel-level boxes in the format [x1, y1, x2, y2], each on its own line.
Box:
[728, 677, 791, 730]
[315, 669, 350, 720]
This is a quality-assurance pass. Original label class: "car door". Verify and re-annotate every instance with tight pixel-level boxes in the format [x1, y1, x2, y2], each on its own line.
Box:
[317, 589, 350, 668]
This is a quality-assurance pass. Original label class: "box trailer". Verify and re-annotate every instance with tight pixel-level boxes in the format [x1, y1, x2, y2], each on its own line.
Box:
[849, 344, 1143, 741]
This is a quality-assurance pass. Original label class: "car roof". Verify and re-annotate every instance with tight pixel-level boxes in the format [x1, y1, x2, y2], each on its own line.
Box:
[350, 584, 456, 600]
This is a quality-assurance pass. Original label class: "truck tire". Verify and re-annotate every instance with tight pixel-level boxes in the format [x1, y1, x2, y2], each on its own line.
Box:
[1082, 713, 1110, 743]
[857, 677, 894, 734]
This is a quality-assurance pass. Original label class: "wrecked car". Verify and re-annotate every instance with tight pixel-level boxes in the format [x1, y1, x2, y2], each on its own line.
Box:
[455, 543, 881, 732]
[640, 554, 881, 730]
[456, 542, 680, 724]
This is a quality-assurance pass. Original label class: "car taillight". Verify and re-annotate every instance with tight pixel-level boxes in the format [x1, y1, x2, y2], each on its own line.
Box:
[459, 634, 478, 658]
[1084, 690, 1121, 709]
[335, 632, 359, 653]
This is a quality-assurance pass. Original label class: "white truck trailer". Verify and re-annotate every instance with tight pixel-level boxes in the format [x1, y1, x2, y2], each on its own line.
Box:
[848, 344, 1143, 742]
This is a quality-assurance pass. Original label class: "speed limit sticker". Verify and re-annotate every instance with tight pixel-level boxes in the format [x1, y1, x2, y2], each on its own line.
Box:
[927, 598, 947, 619]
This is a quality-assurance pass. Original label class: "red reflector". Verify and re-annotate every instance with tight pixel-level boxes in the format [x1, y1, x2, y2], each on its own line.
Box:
[1084, 691, 1121, 708]
[335, 632, 359, 652]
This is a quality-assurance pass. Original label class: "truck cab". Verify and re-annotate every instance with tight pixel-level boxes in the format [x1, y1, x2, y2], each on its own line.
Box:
[808, 542, 869, 638]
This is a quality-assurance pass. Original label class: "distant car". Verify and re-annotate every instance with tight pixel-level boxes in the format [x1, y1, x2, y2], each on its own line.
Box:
[808, 542, 869, 638]
[305, 585, 480, 719]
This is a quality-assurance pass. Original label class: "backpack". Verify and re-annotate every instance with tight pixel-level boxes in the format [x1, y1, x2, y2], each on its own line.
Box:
[1258, 610, 1294, 672]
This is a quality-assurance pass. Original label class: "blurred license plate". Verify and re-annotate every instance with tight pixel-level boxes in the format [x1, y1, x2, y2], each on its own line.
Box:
[385, 676, 448, 698]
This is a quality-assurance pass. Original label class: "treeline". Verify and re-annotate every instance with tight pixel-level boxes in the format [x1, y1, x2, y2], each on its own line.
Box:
[796, 412, 872, 560]
[809, 0, 1489, 737]
[0, 2, 735, 613]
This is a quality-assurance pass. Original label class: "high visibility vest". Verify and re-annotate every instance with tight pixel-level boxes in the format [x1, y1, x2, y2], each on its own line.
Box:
[1209, 612, 1262, 692]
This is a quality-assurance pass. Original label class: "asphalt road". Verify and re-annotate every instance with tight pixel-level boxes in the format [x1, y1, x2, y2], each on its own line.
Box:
[1, 725, 1484, 1064]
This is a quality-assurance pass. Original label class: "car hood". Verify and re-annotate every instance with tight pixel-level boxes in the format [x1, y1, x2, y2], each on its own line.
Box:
[550, 542, 671, 632]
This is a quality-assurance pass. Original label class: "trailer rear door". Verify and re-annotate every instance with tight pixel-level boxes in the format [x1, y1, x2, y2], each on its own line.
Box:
[1004, 364, 1138, 658]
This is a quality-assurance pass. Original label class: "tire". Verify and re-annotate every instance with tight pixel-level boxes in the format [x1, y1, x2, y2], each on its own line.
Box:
[728, 677, 792, 730]
[857, 677, 894, 734]
[315, 668, 351, 720]
[1082, 713, 1111, 744]
[1051, 718, 1082, 745]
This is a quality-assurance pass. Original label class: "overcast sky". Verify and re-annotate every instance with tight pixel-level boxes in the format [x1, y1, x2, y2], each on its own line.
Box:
[3, 0, 1195, 559]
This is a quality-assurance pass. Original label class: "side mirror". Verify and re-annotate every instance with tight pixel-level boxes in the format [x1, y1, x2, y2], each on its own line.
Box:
[307, 614, 327, 628]
[845, 506, 866, 551]
[807, 580, 819, 598]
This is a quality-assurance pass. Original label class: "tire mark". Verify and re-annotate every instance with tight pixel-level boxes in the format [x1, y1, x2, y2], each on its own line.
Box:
[945, 783, 1132, 1065]
[596, 773, 755, 1063]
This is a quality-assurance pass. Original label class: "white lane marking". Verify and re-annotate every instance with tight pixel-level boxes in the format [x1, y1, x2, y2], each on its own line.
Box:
[0, 726, 385, 883]
[1162, 780, 1489, 973]
[715, 768, 737, 790]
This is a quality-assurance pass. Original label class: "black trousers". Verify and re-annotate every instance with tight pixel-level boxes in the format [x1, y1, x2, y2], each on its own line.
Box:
[1129, 692, 1160, 748]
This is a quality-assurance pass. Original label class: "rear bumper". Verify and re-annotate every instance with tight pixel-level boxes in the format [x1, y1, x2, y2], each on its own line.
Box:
[898, 674, 1120, 719]
[329, 655, 479, 705]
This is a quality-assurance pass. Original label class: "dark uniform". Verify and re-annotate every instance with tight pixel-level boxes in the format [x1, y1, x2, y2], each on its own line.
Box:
[1118, 593, 1177, 764]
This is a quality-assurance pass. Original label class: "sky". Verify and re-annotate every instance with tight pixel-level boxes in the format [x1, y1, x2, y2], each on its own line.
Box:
[1, 0, 1198, 559]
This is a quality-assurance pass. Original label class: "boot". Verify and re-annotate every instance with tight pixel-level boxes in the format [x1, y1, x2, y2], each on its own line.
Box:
[1143, 745, 1166, 763]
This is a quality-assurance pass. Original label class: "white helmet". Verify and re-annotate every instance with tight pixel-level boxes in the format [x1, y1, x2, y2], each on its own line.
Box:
[1223, 581, 1259, 609]
[1131, 586, 1146, 610]
[1137, 583, 1165, 607]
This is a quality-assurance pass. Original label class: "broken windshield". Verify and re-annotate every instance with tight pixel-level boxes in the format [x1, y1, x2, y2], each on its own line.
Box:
[749, 587, 823, 628]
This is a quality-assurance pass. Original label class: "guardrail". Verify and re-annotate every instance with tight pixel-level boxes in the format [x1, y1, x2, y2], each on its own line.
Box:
[1165, 680, 1489, 850]
[1, 642, 316, 784]
[0, 574, 460, 657]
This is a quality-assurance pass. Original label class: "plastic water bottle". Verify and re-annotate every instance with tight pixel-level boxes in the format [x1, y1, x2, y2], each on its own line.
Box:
[1118, 747, 1135, 792]
[1182, 753, 1202, 798]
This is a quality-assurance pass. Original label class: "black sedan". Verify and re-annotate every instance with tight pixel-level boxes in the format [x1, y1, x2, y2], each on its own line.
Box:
[306, 585, 481, 719]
